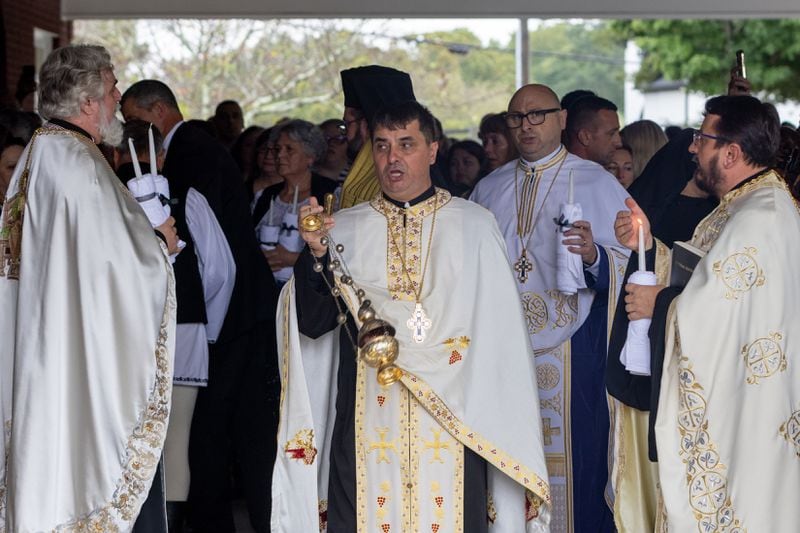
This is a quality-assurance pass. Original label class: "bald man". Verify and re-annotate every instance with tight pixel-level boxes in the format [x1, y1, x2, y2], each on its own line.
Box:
[471, 84, 630, 533]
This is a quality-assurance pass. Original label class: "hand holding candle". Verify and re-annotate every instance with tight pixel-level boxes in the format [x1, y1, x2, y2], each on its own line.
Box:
[614, 197, 652, 253]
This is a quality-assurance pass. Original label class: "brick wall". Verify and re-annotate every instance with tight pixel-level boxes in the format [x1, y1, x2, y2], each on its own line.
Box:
[2, 0, 71, 98]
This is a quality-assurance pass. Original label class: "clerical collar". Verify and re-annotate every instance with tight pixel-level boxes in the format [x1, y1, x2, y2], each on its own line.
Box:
[162, 120, 184, 153]
[521, 145, 563, 169]
[729, 169, 767, 194]
[49, 118, 95, 143]
[382, 185, 436, 209]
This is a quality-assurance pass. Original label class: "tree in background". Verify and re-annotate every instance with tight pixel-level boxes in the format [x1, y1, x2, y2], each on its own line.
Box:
[614, 19, 800, 101]
[74, 19, 624, 137]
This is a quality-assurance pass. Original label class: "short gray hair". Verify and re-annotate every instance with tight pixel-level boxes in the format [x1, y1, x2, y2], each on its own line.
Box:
[269, 119, 327, 166]
[38, 44, 114, 121]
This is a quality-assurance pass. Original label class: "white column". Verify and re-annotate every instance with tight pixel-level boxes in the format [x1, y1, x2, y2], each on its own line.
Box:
[515, 17, 529, 89]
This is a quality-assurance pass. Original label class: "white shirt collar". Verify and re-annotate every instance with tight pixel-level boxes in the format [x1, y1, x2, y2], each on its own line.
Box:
[162, 120, 184, 153]
[521, 144, 563, 168]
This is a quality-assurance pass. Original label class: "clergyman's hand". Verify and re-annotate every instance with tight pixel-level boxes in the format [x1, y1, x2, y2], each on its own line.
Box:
[155, 216, 181, 255]
[562, 220, 597, 265]
[298, 197, 335, 258]
[624, 282, 664, 321]
[614, 198, 653, 252]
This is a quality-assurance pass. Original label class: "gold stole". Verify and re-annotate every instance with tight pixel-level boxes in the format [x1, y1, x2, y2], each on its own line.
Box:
[339, 140, 379, 209]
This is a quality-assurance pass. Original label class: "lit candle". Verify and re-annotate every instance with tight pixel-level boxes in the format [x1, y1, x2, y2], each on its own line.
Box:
[148, 124, 157, 174]
[128, 138, 143, 178]
[568, 169, 574, 204]
[637, 218, 646, 272]
[292, 184, 299, 214]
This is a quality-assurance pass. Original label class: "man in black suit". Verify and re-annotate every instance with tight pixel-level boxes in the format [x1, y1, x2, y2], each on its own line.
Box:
[121, 81, 279, 533]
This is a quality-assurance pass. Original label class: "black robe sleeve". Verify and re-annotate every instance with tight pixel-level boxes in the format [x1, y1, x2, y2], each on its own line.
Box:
[294, 247, 342, 338]
[606, 246, 658, 410]
[647, 285, 682, 462]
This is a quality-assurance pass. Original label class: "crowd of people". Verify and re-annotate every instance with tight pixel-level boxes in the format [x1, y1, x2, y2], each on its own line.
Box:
[1, 43, 799, 533]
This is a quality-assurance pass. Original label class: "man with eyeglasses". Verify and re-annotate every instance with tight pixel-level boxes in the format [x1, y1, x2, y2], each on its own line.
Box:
[471, 83, 630, 533]
[317, 118, 350, 182]
[338, 66, 415, 208]
[616, 94, 800, 531]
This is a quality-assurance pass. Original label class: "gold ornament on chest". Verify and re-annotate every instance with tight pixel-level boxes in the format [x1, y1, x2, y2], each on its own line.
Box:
[385, 196, 440, 344]
[512, 150, 566, 284]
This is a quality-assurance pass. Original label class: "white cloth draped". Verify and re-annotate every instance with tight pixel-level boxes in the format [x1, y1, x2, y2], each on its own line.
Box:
[0, 125, 176, 532]
[172, 188, 235, 386]
[619, 270, 656, 376]
[556, 202, 585, 295]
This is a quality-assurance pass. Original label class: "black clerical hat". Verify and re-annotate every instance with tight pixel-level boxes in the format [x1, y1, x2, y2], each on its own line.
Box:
[340, 65, 416, 121]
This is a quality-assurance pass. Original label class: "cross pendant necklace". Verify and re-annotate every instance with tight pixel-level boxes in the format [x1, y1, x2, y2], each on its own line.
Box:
[385, 194, 439, 344]
[514, 249, 534, 283]
[513, 152, 566, 284]
[406, 303, 432, 343]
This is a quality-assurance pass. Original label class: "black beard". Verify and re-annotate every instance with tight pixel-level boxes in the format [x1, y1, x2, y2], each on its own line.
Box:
[695, 154, 723, 196]
[347, 131, 364, 161]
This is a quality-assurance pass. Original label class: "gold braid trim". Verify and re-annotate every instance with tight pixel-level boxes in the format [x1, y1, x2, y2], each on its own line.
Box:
[55, 259, 175, 532]
[0, 129, 40, 279]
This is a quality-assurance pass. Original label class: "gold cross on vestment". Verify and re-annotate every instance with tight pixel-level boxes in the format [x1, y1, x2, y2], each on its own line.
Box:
[368, 427, 398, 464]
[542, 417, 561, 446]
[423, 428, 451, 464]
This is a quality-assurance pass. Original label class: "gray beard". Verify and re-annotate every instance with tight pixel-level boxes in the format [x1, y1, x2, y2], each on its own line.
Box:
[98, 107, 124, 146]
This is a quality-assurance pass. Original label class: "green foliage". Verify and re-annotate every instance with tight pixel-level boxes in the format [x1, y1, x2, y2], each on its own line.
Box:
[612, 19, 800, 101]
[527, 22, 626, 110]
[73, 19, 625, 137]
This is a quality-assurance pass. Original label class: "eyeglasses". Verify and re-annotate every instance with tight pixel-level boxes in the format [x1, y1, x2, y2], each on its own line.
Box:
[504, 108, 561, 128]
[340, 118, 362, 132]
[692, 129, 731, 145]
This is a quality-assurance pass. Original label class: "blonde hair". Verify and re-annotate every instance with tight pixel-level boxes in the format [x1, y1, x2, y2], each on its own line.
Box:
[620, 120, 668, 178]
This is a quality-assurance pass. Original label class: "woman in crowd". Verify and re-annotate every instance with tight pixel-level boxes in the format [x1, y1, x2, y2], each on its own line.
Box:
[478, 112, 518, 173]
[247, 127, 282, 211]
[620, 119, 668, 181]
[447, 139, 486, 191]
[231, 125, 265, 181]
[252, 119, 337, 284]
[0, 135, 25, 208]
[605, 144, 635, 188]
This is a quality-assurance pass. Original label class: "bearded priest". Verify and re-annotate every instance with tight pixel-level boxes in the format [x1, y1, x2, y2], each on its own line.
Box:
[271, 100, 550, 532]
[617, 95, 800, 531]
[0, 45, 179, 531]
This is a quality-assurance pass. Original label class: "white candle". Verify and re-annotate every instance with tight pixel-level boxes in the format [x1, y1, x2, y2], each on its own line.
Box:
[292, 184, 299, 214]
[268, 197, 275, 225]
[568, 170, 574, 204]
[128, 138, 143, 178]
[637, 218, 646, 272]
[148, 124, 157, 174]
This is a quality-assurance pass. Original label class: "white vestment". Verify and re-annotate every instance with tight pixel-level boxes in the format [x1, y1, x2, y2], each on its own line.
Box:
[653, 171, 800, 532]
[272, 190, 551, 532]
[0, 124, 176, 532]
[471, 147, 630, 532]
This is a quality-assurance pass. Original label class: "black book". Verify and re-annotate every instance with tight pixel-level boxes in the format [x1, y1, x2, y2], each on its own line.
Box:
[670, 241, 705, 288]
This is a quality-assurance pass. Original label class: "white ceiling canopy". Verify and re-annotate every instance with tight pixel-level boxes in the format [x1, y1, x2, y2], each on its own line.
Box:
[62, 0, 800, 20]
